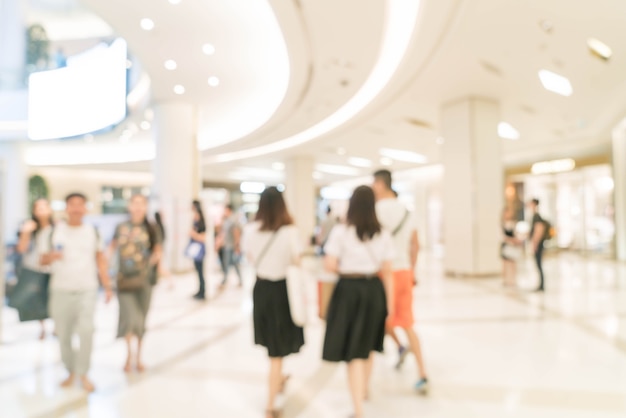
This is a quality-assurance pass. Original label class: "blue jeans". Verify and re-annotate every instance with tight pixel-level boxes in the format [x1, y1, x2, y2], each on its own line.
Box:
[221, 248, 242, 285]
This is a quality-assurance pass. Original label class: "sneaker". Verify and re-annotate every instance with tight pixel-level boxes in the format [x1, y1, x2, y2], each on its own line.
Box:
[395, 346, 409, 370]
[414, 378, 429, 394]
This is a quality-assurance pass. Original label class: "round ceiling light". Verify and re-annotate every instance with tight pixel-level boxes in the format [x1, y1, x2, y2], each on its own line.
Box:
[140, 18, 155, 31]
[208, 76, 220, 87]
[173, 84, 185, 95]
[202, 43, 216, 55]
[164, 60, 177, 70]
[168, 0, 181, 4]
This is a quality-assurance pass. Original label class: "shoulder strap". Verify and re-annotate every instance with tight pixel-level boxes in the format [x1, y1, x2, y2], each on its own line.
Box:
[392, 209, 410, 236]
[255, 228, 280, 270]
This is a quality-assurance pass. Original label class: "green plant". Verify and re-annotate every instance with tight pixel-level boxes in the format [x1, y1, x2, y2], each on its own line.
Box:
[28, 175, 49, 208]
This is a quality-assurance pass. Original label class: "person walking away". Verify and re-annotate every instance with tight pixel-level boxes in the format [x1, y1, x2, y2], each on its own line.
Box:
[154, 211, 173, 289]
[372, 169, 429, 392]
[14, 198, 54, 339]
[322, 185, 395, 418]
[189, 200, 208, 300]
[41, 193, 113, 392]
[242, 187, 304, 418]
[219, 204, 243, 289]
[316, 206, 338, 255]
[110, 195, 162, 372]
[501, 207, 523, 287]
[528, 198, 546, 292]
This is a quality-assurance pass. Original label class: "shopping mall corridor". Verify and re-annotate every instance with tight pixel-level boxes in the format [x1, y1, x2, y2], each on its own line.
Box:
[1, 252, 626, 418]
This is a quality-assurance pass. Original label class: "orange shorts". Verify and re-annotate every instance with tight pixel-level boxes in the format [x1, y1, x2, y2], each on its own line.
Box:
[387, 270, 415, 328]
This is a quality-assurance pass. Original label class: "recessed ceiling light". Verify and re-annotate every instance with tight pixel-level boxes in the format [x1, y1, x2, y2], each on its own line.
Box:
[379, 148, 427, 164]
[140, 121, 151, 130]
[336, 147, 346, 155]
[272, 162, 285, 171]
[240, 181, 266, 194]
[207, 76, 220, 87]
[202, 43, 215, 55]
[316, 164, 360, 176]
[173, 84, 185, 95]
[380, 157, 393, 166]
[164, 60, 177, 70]
[140, 18, 155, 31]
[347, 157, 373, 168]
[539, 19, 553, 33]
[498, 122, 520, 140]
[277, 184, 285, 192]
[435, 136, 445, 145]
[587, 38, 612, 61]
[538, 69, 573, 97]
[168, 0, 182, 4]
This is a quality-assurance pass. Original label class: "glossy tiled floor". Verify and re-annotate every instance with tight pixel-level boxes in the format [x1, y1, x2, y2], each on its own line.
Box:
[2, 252, 626, 417]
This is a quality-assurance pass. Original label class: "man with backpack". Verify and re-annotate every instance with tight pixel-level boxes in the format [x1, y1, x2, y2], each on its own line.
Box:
[373, 169, 429, 393]
[528, 198, 547, 292]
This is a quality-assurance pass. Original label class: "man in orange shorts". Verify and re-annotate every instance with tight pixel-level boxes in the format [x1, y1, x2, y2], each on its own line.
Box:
[373, 169, 429, 392]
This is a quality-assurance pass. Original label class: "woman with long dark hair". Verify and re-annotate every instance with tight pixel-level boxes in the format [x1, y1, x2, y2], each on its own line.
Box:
[242, 187, 304, 418]
[15, 198, 55, 339]
[110, 194, 162, 372]
[189, 200, 207, 300]
[322, 185, 395, 418]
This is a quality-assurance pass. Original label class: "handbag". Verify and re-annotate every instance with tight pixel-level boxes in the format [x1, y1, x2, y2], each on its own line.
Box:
[502, 243, 522, 260]
[185, 241, 205, 261]
[8, 267, 50, 322]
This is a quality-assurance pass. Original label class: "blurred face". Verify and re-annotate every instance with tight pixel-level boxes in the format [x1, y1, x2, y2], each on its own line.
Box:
[66, 196, 87, 220]
[33, 199, 52, 222]
[371, 178, 385, 200]
[527, 201, 537, 213]
[129, 196, 148, 221]
[223, 207, 232, 218]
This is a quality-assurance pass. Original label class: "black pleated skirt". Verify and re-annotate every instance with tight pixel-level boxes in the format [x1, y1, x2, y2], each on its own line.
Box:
[253, 278, 304, 358]
[322, 277, 387, 362]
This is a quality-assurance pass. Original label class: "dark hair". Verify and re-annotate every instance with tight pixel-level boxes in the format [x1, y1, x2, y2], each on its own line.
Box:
[347, 186, 381, 241]
[65, 192, 87, 203]
[31, 198, 54, 236]
[154, 211, 165, 241]
[192, 200, 206, 232]
[531, 198, 540, 206]
[226, 204, 234, 211]
[326, 206, 332, 214]
[373, 169, 393, 191]
[130, 194, 157, 251]
[256, 187, 293, 231]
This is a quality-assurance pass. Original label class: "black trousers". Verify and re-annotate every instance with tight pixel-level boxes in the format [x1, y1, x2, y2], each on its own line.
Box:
[534, 243, 545, 290]
[194, 259, 205, 295]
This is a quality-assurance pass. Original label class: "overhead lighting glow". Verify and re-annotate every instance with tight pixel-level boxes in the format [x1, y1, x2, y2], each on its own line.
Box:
[337, 147, 347, 155]
[531, 158, 576, 175]
[316, 164, 360, 176]
[436, 136, 445, 145]
[207, 76, 220, 87]
[207, 0, 421, 163]
[379, 148, 427, 164]
[240, 181, 266, 194]
[202, 43, 216, 55]
[272, 162, 285, 171]
[140, 121, 151, 130]
[168, 0, 182, 4]
[587, 38, 612, 61]
[380, 157, 393, 166]
[312, 172, 323, 180]
[140, 18, 155, 31]
[538, 69, 573, 97]
[277, 184, 285, 192]
[321, 186, 352, 201]
[348, 157, 373, 168]
[164, 60, 177, 70]
[498, 122, 520, 140]
[173, 84, 185, 95]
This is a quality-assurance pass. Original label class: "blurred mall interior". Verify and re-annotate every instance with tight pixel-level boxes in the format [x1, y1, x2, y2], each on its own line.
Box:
[1, 0, 626, 417]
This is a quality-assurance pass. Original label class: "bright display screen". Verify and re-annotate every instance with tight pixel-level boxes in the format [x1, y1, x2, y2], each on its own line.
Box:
[28, 38, 127, 140]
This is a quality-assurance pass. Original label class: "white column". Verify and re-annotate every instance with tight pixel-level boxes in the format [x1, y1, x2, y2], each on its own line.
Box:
[612, 119, 626, 261]
[0, 142, 27, 244]
[152, 102, 200, 272]
[0, 0, 26, 88]
[441, 98, 502, 276]
[0, 159, 5, 342]
[285, 156, 316, 248]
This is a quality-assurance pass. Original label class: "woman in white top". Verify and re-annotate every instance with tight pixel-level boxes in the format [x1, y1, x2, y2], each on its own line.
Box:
[15, 198, 54, 339]
[243, 186, 304, 418]
[322, 185, 395, 418]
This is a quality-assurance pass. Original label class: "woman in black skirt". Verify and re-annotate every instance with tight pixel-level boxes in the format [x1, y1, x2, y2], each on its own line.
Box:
[242, 187, 304, 418]
[322, 185, 395, 418]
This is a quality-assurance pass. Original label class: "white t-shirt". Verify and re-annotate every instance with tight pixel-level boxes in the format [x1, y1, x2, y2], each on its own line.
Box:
[49, 222, 104, 291]
[375, 198, 417, 271]
[324, 224, 395, 275]
[21, 225, 53, 273]
[242, 222, 301, 281]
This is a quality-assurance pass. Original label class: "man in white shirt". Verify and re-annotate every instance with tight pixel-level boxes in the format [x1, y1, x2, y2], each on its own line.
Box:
[372, 169, 429, 392]
[41, 193, 113, 392]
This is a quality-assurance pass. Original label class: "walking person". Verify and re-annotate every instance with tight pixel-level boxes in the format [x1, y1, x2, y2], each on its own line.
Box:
[14, 198, 54, 339]
[322, 185, 395, 418]
[189, 200, 208, 300]
[110, 195, 162, 373]
[372, 169, 429, 392]
[41, 193, 113, 392]
[528, 198, 547, 292]
[219, 204, 243, 289]
[154, 211, 173, 289]
[501, 207, 522, 287]
[242, 187, 304, 418]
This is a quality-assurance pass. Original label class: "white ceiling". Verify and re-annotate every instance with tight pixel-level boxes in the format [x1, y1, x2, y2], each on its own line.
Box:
[23, 0, 626, 185]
